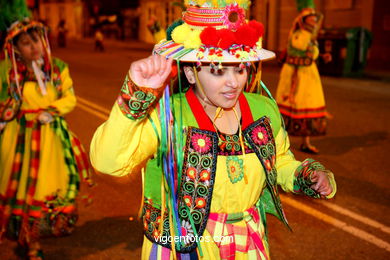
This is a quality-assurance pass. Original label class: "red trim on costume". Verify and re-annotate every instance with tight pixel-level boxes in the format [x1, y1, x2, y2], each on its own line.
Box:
[279, 110, 327, 119]
[185, 88, 254, 131]
[186, 88, 215, 131]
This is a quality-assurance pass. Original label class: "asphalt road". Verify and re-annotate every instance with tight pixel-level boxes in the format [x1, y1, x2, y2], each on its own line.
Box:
[1, 38, 389, 260]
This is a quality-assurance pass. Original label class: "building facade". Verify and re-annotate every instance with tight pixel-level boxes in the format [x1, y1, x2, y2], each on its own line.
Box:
[251, 0, 376, 51]
[38, 0, 86, 39]
[138, 0, 386, 66]
[139, 0, 183, 43]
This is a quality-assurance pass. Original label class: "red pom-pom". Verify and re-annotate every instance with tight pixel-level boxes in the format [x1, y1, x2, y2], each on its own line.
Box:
[235, 25, 258, 47]
[248, 20, 264, 38]
[200, 27, 219, 47]
[217, 29, 236, 49]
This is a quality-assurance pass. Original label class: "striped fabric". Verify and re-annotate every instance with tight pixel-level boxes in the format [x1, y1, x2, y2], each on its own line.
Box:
[0, 115, 92, 244]
[0, 117, 28, 241]
[70, 131, 93, 183]
[52, 116, 93, 198]
[148, 243, 199, 260]
[206, 207, 268, 260]
[183, 6, 225, 28]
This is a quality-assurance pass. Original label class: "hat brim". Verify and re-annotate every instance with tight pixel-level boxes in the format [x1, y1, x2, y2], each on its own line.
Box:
[154, 40, 275, 63]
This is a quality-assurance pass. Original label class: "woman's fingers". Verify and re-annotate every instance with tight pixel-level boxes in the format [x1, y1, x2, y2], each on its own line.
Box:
[153, 54, 162, 74]
[161, 57, 173, 80]
[139, 61, 149, 79]
[311, 171, 319, 182]
[310, 170, 332, 196]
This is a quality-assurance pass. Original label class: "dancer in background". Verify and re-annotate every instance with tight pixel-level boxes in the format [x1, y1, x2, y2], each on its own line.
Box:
[0, 16, 91, 259]
[146, 15, 166, 44]
[90, 1, 336, 259]
[94, 26, 105, 52]
[276, 0, 332, 154]
[57, 19, 68, 48]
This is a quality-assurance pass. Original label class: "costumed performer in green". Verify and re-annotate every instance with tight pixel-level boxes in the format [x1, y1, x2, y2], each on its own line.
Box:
[90, 0, 336, 259]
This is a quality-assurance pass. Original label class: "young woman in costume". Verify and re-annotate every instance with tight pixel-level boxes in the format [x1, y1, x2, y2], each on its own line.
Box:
[0, 20, 91, 259]
[90, 1, 336, 259]
[275, 0, 332, 154]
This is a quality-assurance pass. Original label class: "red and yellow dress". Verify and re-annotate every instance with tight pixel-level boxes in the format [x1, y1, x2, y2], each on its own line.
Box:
[0, 58, 90, 243]
[90, 75, 336, 259]
[276, 29, 327, 136]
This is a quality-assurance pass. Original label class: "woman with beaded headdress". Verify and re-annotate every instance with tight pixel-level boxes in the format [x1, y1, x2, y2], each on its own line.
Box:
[275, 0, 332, 154]
[90, 0, 336, 259]
[0, 1, 92, 259]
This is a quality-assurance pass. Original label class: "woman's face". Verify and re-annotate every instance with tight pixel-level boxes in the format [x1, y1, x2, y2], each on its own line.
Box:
[186, 65, 248, 109]
[15, 31, 44, 63]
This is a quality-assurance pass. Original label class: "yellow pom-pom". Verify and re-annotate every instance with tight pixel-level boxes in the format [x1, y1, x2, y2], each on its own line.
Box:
[256, 37, 262, 49]
[172, 24, 192, 44]
[184, 30, 202, 49]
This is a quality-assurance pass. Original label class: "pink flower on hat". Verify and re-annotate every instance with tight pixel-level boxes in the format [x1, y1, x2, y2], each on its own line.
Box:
[222, 3, 246, 31]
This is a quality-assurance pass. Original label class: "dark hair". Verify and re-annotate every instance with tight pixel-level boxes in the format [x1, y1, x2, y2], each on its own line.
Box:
[13, 27, 41, 46]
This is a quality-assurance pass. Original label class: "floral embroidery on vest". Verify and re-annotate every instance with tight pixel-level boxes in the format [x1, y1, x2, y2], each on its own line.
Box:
[243, 116, 290, 228]
[142, 199, 170, 243]
[218, 132, 253, 156]
[142, 116, 293, 250]
[176, 127, 218, 252]
[143, 127, 218, 252]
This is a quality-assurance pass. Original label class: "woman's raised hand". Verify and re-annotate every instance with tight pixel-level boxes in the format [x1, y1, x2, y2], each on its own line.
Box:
[129, 55, 173, 89]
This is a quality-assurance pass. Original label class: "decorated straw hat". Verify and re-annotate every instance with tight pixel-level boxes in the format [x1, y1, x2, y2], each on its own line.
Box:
[4, 19, 47, 50]
[153, 0, 275, 64]
[0, 1, 52, 122]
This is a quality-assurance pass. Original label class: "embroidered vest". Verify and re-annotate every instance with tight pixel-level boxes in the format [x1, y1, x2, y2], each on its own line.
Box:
[142, 91, 289, 253]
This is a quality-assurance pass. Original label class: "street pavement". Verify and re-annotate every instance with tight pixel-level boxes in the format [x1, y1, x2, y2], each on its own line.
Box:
[1, 38, 389, 259]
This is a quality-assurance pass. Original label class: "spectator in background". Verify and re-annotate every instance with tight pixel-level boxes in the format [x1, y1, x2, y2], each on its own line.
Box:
[94, 26, 104, 52]
[57, 19, 67, 47]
